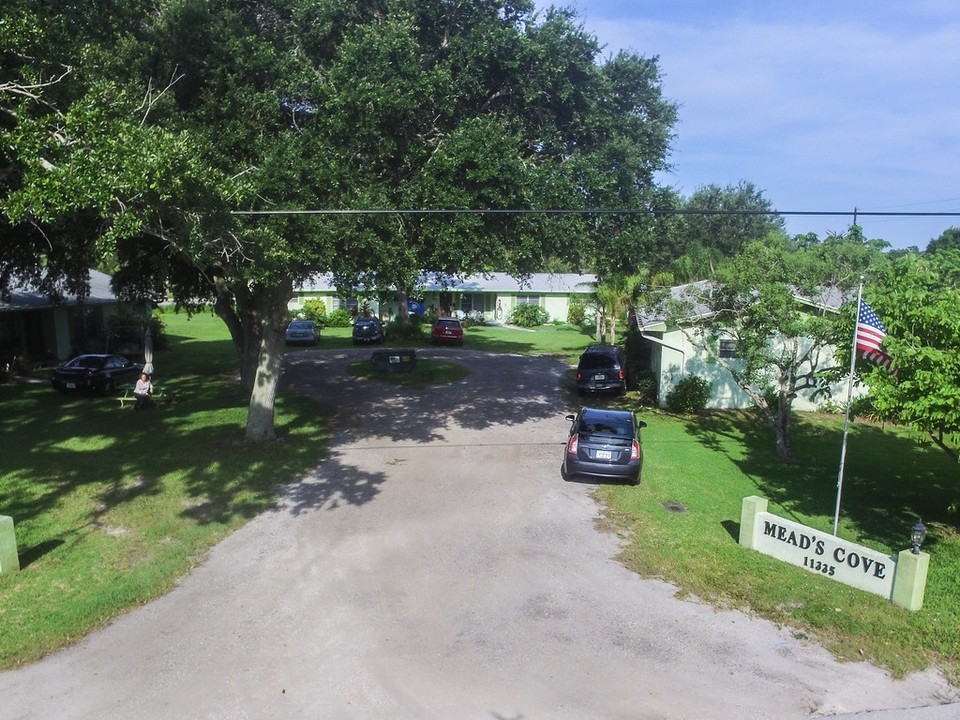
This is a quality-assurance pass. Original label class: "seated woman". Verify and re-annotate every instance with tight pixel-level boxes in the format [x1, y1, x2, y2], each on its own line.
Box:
[133, 372, 153, 410]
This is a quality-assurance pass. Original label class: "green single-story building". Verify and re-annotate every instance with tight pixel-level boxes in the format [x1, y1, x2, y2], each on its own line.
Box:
[634, 282, 857, 411]
[290, 272, 597, 324]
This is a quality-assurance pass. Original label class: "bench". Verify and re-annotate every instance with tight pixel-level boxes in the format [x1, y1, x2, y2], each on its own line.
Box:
[118, 384, 170, 408]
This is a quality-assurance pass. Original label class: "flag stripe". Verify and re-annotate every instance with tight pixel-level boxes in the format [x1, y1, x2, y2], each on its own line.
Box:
[855, 299, 897, 375]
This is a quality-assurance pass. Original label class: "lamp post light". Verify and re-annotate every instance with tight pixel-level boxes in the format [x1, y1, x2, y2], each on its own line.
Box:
[911, 520, 927, 555]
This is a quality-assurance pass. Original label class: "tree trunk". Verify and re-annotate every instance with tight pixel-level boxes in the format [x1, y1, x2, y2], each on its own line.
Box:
[213, 278, 261, 397]
[771, 396, 793, 461]
[243, 278, 292, 442]
[397, 288, 410, 328]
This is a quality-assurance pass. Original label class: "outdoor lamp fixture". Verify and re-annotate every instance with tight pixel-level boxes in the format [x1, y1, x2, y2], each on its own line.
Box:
[911, 520, 927, 555]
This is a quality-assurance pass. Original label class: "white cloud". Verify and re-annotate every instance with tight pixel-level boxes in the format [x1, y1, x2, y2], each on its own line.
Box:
[571, 8, 960, 246]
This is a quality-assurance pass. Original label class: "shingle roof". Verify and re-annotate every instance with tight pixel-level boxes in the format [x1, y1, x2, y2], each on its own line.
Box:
[297, 272, 597, 295]
[635, 281, 848, 330]
[0, 270, 118, 312]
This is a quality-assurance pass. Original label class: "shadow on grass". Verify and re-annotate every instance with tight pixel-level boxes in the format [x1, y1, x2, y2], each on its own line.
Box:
[18, 539, 64, 568]
[679, 409, 957, 551]
[0, 370, 327, 535]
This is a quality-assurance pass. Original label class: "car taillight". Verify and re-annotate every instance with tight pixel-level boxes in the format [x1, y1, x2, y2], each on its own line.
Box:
[618, 369, 625, 380]
[576, 371, 582, 381]
[567, 435, 579, 454]
[631, 440, 640, 461]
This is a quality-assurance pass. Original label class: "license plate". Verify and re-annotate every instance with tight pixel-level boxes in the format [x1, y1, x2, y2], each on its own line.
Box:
[389, 355, 400, 363]
[595, 450, 613, 459]
[66, 382, 76, 389]
[595, 374, 605, 380]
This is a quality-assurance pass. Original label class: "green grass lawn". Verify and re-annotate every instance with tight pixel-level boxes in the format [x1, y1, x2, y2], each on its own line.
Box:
[296, 319, 596, 364]
[1, 309, 958, 685]
[0, 308, 328, 667]
[600, 409, 960, 683]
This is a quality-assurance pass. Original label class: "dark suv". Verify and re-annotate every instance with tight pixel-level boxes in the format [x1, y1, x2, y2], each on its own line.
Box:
[575, 344, 628, 395]
[352, 316, 385, 345]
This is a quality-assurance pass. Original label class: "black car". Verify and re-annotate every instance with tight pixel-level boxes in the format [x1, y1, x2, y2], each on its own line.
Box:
[563, 407, 646, 485]
[575, 344, 628, 395]
[51, 354, 144, 394]
[352, 316, 385, 345]
[285, 320, 318, 346]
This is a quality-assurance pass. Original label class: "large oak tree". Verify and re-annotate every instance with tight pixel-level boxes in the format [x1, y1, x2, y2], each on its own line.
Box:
[2, 0, 678, 441]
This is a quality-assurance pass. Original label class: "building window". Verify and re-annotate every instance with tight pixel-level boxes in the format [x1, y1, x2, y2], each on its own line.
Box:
[719, 339, 738, 359]
[335, 297, 359, 314]
[516, 294, 540, 307]
[460, 293, 485, 314]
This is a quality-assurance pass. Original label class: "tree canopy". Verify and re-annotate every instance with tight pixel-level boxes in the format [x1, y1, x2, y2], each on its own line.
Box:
[664, 230, 882, 460]
[1, 0, 679, 440]
[859, 249, 960, 462]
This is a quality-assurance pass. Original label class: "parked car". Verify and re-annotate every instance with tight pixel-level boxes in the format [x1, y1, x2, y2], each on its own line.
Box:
[352, 316, 385, 345]
[575, 344, 628, 395]
[563, 407, 646, 485]
[51, 354, 144, 394]
[431, 317, 464, 346]
[285, 320, 318, 346]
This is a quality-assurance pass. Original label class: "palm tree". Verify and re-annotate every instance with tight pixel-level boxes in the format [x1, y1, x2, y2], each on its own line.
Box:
[582, 271, 649, 345]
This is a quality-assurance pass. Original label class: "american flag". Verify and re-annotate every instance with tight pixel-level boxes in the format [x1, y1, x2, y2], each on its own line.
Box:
[856, 300, 896, 372]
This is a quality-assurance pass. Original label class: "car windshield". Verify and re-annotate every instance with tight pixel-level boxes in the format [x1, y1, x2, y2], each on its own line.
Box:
[436, 319, 459, 327]
[289, 322, 313, 330]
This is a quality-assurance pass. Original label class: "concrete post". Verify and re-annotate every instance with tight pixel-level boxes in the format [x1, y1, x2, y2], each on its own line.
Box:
[739, 496, 768, 550]
[891, 549, 929, 611]
[0, 515, 19, 575]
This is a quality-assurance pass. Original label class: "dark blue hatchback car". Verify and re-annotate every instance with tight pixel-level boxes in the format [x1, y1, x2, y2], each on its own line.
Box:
[563, 407, 646, 485]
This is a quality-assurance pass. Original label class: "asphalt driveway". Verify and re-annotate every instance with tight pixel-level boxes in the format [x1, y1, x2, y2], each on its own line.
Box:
[0, 348, 955, 719]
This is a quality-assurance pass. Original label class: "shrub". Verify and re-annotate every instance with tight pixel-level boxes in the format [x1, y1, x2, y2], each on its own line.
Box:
[633, 372, 659, 407]
[299, 299, 328, 327]
[666, 375, 711, 414]
[567, 295, 588, 326]
[508, 303, 550, 327]
[461, 311, 488, 328]
[385, 317, 425, 341]
[326, 308, 353, 328]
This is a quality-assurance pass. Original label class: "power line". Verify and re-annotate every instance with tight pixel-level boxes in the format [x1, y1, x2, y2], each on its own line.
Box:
[231, 208, 960, 218]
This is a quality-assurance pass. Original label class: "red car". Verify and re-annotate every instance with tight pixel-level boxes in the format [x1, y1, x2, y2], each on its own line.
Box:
[431, 317, 464, 346]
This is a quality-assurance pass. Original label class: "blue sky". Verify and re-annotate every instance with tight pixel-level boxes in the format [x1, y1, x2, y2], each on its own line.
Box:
[539, 0, 960, 249]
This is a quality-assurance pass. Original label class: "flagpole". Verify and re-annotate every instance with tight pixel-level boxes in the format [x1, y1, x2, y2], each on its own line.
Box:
[833, 278, 865, 536]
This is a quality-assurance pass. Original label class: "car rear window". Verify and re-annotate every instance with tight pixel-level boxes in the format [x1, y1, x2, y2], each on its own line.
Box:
[579, 354, 617, 370]
[583, 421, 632, 437]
